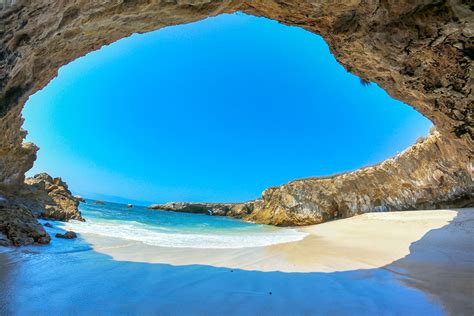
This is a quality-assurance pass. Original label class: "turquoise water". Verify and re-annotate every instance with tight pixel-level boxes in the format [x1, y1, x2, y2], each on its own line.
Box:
[60, 201, 307, 248]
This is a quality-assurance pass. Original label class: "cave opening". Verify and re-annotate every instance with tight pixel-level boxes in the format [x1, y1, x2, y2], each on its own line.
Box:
[1, 0, 472, 249]
[21, 13, 432, 205]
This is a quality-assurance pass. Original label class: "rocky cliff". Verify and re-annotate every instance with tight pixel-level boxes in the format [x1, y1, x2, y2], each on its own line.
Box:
[0, 173, 83, 246]
[245, 130, 473, 226]
[151, 131, 472, 226]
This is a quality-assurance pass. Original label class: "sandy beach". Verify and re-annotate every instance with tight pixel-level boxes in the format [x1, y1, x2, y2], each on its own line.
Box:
[83, 209, 462, 272]
[1, 208, 473, 315]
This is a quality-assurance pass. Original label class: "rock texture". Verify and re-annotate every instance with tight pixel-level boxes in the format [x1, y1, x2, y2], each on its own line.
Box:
[151, 130, 472, 226]
[0, 1, 471, 182]
[149, 201, 254, 218]
[0, 173, 83, 246]
[0, 199, 50, 246]
[18, 173, 84, 222]
[0, 1, 473, 240]
[246, 130, 473, 225]
[75, 195, 85, 203]
[55, 231, 77, 240]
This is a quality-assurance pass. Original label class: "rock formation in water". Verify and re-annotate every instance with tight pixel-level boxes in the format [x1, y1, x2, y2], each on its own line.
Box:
[75, 195, 85, 203]
[149, 201, 254, 217]
[0, 1, 472, 244]
[55, 231, 77, 240]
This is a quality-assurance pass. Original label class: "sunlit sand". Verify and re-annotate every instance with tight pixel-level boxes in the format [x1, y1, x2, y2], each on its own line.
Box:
[81, 209, 458, 272]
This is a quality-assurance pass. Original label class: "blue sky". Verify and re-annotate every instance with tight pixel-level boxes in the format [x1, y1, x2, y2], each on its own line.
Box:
[23, 13, 431, 205]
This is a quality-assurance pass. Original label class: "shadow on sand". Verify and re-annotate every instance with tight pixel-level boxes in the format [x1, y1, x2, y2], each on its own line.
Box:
[386, 209, 473, 315]
[0, 210, 472, 315]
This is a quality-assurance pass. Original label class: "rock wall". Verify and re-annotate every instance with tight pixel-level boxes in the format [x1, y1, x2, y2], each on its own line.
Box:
[0, 1, 472, 244]
[241, 1, 473, 153]
[149, 131, 472, 226]
[245, 130, 473, 226]
[0, 1, 472, 187]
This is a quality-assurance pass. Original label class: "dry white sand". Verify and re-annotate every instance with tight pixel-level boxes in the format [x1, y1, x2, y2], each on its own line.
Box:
[82, 209, 462, 273]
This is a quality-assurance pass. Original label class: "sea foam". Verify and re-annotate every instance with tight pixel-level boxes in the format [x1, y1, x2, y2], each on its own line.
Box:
[61, 218, 308, 249]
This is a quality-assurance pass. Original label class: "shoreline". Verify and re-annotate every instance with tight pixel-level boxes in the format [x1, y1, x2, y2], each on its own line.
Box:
[76, 209, 462, 273]
[1, 208, 472, 315]
[71, 208, 474, 314]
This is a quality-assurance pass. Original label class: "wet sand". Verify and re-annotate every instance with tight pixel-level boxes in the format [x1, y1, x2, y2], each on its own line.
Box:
[0, 208, 472, 315]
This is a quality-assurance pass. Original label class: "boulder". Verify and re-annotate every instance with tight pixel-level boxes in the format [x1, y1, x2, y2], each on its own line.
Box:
[55, 231, 77, 239]
[16, 173, 84, 222]
[0, 200, 51, 246]
[75, 195, 86, 203]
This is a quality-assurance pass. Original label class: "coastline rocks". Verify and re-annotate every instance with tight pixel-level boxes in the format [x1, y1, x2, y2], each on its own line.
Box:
[18, 173, 84, 222]
[55, 231, 77, 239]
[75, 195, 86, 203]
[245, 131, 473, 226]
[0, 173, 83, 246]
[148, 202, 254, 218]
[93, 200, 105, 205]
[0, 199, 51, 246]
[152, 131, 473, 226]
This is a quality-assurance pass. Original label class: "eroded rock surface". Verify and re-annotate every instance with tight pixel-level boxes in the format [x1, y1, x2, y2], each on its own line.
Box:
[149, 201, 255, 218]
[55, 231, 77, 240]
[0, 199, 50, 246]
[18, 173, 84, 222]
[0, 173, 83, 246]
[0, 1, 471, 178]
[152, 131, 472, 226]
[246, 130, 473, 225]
[0, 1, 472, 240]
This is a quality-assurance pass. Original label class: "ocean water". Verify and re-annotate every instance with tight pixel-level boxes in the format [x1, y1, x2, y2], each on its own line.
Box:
[60, 201, 308, 249]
